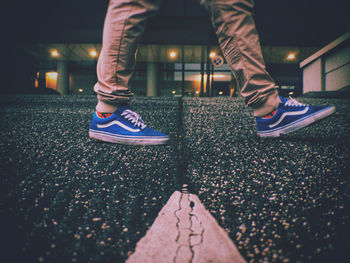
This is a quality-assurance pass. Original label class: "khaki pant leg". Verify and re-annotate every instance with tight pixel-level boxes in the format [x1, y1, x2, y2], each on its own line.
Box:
[94, 0, 162, 112]
[202, 0, 280, 116]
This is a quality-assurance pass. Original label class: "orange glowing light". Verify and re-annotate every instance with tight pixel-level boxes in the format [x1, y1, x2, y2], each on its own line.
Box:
[169, 51, 177, 59]
[287, 52, 296, 60]
[51, 49, 59, 57]
[90, 50, 98, 58]
[45, 72, 58, 90]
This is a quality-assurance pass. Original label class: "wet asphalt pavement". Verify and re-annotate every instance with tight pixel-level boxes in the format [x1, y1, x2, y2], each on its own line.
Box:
[0, 95, 349, 263]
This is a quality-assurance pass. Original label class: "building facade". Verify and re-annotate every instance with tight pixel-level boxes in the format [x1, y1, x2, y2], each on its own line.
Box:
[25, 43, 319, 97]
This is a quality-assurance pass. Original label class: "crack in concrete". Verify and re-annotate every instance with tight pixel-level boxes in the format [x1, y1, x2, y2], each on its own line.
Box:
[127, 190, 246, 263]
[189, 195, 205, 249]
[189, 214, 204, 247]
[189, 195, 205, 263]
[187, 195, 195, 263]
[173, 192, 205, 263]
[173, 192, 183, 263]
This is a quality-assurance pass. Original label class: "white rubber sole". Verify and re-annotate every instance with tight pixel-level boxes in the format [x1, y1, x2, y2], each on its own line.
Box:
[257, 106, 336, 138]
[89, 130, 170, 145]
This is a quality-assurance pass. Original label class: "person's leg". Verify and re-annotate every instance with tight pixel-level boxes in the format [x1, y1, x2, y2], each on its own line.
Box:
[201, 0, 280, 117]
[94, 0, 161, 113]
[90, 0, 169, 145]
[202, 0, 335, 137]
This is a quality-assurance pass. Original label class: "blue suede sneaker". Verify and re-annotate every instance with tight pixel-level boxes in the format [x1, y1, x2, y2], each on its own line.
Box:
[89, 106, 169, 145]
[256, 97, 335, 137]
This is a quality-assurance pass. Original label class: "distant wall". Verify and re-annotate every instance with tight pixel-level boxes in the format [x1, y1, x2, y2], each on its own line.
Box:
[69, 73, 96, 95]
[324, 45, 350, 91]
[303, 59, 322, 93]
[300, 31, 350, 93]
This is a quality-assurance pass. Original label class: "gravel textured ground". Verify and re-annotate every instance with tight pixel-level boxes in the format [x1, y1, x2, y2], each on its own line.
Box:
[0, 95, 349, 263]
[183, 97, 350, 263]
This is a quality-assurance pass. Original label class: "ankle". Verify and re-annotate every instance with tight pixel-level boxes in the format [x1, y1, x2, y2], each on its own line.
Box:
[252, 92, 281, 117]
[262, 109, 277, 119]
[96, 112, 112, 118]
[96, 100, 118, 113]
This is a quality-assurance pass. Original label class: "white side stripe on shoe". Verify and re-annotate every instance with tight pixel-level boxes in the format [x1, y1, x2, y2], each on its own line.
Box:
[97, 121, 141, 132]
[269, 107, 309, 128]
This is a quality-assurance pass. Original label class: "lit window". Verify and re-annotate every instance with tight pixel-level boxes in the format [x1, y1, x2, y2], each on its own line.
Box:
[46, 72, 58, 77]
[45, 72, 58, 90]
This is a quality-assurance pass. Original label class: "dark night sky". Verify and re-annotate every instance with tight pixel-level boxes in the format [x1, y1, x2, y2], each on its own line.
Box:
[4, 0, 350, 46]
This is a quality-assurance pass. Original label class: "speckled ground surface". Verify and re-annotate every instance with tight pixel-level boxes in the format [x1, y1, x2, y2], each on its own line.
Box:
[182, 97, 350, 263]
[0, 95, 349, 263]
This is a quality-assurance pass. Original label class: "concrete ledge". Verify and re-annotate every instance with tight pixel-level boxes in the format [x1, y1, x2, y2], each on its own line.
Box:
[300, 31, 350, 68]
[300, 31, 350, 93]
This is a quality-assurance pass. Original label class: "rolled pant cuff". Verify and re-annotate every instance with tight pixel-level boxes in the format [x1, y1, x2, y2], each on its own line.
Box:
[253, 92, 281, 117]
[96, 100, 119, 113]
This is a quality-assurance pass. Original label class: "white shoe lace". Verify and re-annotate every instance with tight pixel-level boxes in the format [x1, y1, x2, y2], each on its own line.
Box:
[121, 109, 147, 129]
[285, 97, 307, 107]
